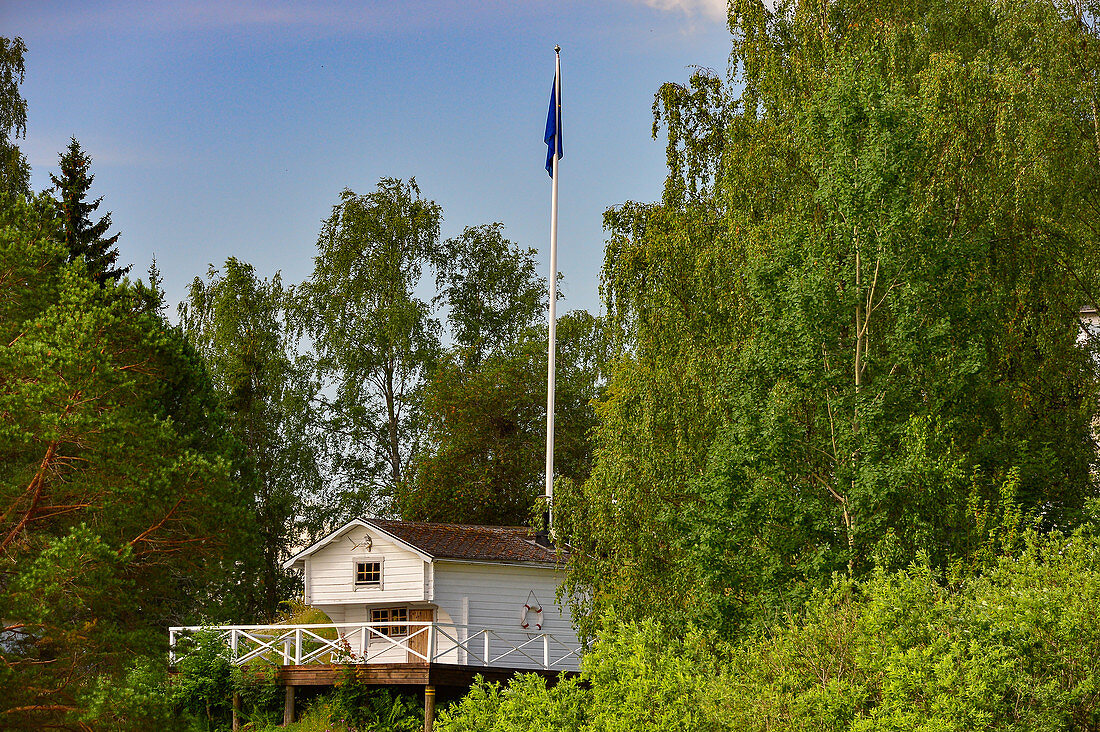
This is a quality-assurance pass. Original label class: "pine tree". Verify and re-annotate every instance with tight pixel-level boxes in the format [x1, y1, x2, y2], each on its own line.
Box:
[50, 137, 129, 285]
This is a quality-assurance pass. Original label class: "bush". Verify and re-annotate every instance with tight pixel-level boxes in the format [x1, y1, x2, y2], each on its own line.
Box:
[437, 673, 588, 732]
[171, 629, 234, 729]
[330, 668, 423, 731]
[77, 656, 185, 732]
[440, 530, 1100, 731]
[233, 662, 283, 729]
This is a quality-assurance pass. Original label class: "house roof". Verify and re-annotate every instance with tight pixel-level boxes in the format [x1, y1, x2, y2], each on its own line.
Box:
[364, 519, 564, 564]
[282, 518, 565, 570]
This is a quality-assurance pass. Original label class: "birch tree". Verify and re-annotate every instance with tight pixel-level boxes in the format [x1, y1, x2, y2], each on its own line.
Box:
[179, 258, 321, 617]
[564, 0, 1100, 638]
[0, 36, 29, 200]
[297, 179, 442, 524]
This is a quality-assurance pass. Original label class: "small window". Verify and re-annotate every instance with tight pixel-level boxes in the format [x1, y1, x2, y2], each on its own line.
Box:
[354, 560, 381, 587]
[370, 607, 408, 637]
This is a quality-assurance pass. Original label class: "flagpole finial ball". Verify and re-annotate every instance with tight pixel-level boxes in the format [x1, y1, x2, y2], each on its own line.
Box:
[555, 44, 561, 53]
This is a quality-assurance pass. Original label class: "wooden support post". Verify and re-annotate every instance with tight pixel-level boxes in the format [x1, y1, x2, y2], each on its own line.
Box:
[423, 685, 436, 732]
[232, 693, 240, 731]
[283, 684, 295, 726]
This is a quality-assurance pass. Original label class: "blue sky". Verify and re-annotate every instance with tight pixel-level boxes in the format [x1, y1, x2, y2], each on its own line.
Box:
[4, 1, 732, 318]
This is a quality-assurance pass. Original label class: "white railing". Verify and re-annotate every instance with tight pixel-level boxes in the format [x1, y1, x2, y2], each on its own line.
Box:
[168, 622, 582, 672]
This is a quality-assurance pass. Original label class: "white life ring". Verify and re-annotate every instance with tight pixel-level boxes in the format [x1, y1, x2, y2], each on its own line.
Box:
[520, 599, 544, 630]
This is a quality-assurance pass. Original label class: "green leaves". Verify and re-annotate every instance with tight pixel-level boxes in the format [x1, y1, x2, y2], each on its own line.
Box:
[179, 257, 321, 618]
[448, 530, 1100, 731]
[567, 0, 1100, 640]
[0, 36, 29, 199]
[0, 194, 251, 727]
[297, 178, 443, 518]
[432, 223, 547, 369]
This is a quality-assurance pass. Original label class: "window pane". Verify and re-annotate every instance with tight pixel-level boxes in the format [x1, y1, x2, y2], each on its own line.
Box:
[355, 560, 381, 585]
[391, 607, 407, 637]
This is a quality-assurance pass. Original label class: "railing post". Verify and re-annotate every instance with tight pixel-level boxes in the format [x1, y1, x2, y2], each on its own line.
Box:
[543, 634, 549, 669]
[483, 630, 489, 666]
[230, 628, 238, 662]
[294, 628, 302, 665]
[359, 623, 367, 659]
[169, 629, 176, 665]
[427, 622, 435, 663]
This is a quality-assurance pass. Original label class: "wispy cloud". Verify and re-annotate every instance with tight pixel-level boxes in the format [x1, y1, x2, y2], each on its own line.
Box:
[631, 0, 728, 22]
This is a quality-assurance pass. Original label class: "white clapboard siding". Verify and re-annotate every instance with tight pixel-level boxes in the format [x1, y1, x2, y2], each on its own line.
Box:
[307, 525, 426, 606]
[432, 561, 580, 671]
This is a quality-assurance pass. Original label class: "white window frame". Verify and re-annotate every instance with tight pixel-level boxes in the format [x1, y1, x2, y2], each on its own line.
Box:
[370, 606, 408, 637]
[352, 556, 383, 589]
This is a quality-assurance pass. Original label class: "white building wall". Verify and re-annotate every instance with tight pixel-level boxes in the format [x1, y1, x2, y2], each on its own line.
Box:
[307, 525, 426, 607]
[298, 527, 580, 670]
[432, 561, 580, 671]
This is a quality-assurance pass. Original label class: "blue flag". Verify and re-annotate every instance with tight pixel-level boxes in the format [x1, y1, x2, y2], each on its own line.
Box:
[544, 76, 562, 177]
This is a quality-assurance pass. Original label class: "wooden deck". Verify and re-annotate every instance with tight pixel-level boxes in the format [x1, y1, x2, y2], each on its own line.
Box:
[275, 661, 577, 688]
[170, 622, 582, 730]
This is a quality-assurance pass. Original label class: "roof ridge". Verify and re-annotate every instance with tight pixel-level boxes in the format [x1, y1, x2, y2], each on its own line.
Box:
[365, 517, 532, 532]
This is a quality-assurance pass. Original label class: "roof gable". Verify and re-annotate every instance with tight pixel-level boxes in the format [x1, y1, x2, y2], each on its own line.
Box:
[281, 519, 431, 570]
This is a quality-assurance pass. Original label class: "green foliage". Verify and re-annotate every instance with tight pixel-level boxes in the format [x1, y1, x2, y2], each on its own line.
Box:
[715, 529, 1100, 731]
[172, 630, 235, 727]
[403, 344, 547, 524]
[233, 663, 283, 730]
[432, 223, 547, 368]
[50, 136, 129, 285]
[331, 670, 422, 731]
[390, 218, 604, 525]
[443, 530, 1100, 731]
[180, 257, 321, 617]
[438, 673, 588, 732]
[438, 620, 729, 732]
[565, 0, 1100, 638]
[167, 631, 284, 731]
[79, 656, 184, 732]
[297, 178, 443, 525]
[0, 36, 29, 199]
[403, 309, 604, 525]
[0, 193, 252, 727]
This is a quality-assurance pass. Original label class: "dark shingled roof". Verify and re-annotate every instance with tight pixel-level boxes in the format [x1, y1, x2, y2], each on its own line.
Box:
[364, 519, 565, 565]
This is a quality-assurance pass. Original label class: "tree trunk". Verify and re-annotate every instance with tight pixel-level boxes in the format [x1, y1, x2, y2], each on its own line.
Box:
[384, 364, 401, 487]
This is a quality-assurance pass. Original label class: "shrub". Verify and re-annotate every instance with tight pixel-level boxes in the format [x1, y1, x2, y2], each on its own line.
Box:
[440, 530, 1100, 731]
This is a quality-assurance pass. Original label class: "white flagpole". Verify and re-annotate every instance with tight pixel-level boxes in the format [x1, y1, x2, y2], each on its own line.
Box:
[545, 46, 561, 538]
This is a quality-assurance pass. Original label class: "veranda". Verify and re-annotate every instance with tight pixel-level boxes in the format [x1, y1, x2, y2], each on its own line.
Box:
[169, 619, 582, 730]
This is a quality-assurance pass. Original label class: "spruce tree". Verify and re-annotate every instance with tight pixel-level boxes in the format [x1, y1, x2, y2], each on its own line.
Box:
[50, 137, 129, 285]
[0, 36, 30, 199]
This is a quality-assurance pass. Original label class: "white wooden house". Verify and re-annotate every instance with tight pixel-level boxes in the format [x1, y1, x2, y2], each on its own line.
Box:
[269, 518, 580, 671]
[170, 519, 580, 673]
[168, 520, 580, 727]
